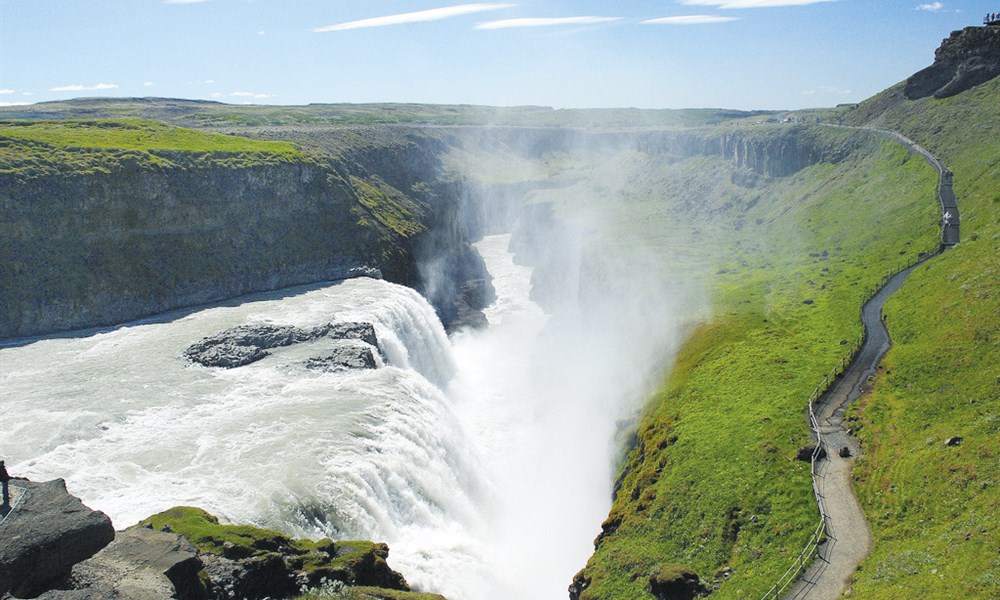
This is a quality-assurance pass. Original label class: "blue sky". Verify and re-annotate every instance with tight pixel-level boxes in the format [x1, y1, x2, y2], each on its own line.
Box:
[0, 1, 995, 110]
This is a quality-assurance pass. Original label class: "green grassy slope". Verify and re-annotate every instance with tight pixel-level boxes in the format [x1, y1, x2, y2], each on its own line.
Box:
[840, 77, 1000, 599]
[504, 127, 940, 599]
[0, 97, 771, 129]
[0, 118, 305, 180]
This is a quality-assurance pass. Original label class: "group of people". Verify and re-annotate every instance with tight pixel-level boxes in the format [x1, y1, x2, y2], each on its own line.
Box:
[985, 12, 999, 24]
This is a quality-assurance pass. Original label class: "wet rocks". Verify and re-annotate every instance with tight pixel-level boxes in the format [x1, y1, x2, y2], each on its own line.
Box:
[306, 344, 378, 372]
[201, 552, 297, 600]
[185, 322, 378, 368]
[140, 507, 412, 599]
[68, 526, 207, 600]
[0, 479, 115, 598]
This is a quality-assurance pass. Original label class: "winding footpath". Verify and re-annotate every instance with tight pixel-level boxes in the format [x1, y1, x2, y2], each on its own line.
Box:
[781, 126, 957, 600]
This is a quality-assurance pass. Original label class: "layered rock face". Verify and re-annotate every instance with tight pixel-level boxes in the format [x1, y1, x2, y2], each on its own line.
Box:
[0, 479, 115, 598]
[0, 129, 497, 339]
[1, 120, 834, 341]
[904, 26, 1000, 99]
[0, 160, 385, 339]
[0, 481, 422, 600]
[66, 527, 206, 600]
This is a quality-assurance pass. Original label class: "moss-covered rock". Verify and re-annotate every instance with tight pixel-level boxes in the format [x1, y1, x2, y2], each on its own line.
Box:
[140, 507, 411, 599]
[648, 564, 707, 600]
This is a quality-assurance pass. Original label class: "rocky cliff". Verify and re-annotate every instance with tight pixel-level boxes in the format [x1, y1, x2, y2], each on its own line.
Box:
[0, 479, 115, 597]
[904, 25, 1000, 99]
[0, 111, 839, 341]
[0, 126, 494, 339]
[0, 479, 435, 600]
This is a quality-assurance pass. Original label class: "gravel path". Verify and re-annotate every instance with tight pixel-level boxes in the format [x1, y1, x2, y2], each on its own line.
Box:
[783, 265, 919, 600]
[783, 126, 955, 599]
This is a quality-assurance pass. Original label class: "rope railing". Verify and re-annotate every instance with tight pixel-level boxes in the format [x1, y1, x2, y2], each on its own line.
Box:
[758, 124, 954, 600]
[759, 252, 935, 600]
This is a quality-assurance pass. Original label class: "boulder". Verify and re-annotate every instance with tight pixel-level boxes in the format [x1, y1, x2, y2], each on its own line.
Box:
[945, 436, 964, 446]
[189, 343, 270, 368]
[201, 553, 297, 600]
[69, 526, 207, 600]
[185, 321, 378, 368]
[795, 445, 827, 462]
[306, 344, 379, 371]
[0, 479, 115, 598]
[317, 322, 379, 348]
[139, 507, 411, 597]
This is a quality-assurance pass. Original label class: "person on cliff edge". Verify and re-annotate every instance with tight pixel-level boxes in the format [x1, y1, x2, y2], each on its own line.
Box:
[0, 460, 11, 510]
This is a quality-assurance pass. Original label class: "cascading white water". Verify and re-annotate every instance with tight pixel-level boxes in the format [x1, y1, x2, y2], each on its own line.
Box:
[0, 278, 490, 597]
[0, 233, 676, 599]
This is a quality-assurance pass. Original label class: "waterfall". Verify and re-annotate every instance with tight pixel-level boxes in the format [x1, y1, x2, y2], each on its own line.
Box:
[0, 278, 489, 596]
[0, 233, 682, 599]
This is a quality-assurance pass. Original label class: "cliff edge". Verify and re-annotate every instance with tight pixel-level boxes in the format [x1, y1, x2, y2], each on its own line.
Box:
[904, 25, 1000, 99]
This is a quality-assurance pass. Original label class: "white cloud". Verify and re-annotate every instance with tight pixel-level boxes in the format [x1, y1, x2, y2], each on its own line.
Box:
[314, 3, 514, 32]
[257, 30, 266, 36]
[476, 16, 622, 29]
[143, 81, 154, 87]
[0, 88, 14, 94]
[230, 91, 275, 99]
[0, 101, 32, 107]
[642, 15, 741, 24]
[204, 79, 215, 84]
[49, 83, 119, 92]
[165, 0, 210, 4]
[915, 2, 944, 11]
[681, 0, 836, 8]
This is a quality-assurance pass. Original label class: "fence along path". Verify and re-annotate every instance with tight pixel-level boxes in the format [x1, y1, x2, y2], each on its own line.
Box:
[759, 126, 958, 600]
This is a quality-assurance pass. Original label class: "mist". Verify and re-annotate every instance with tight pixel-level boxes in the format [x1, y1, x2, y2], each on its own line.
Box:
[429, 133, 707, 597]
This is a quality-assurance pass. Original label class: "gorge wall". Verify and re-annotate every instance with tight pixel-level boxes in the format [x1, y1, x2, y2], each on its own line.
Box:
[0, 119, 838, 341]
[0, 130, 494, 339]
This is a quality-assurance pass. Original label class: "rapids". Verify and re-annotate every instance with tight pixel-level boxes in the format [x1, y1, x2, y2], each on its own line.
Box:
[0, 233, 640, 599]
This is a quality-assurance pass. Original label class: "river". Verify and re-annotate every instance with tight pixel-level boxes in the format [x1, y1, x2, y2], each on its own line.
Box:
[0, 233, 647, 599]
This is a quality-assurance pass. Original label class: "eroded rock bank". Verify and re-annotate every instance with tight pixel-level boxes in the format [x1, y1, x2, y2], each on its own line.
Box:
[0, 128, 495, 339]
[1, 111, 851, 342]
[0, 478, 438, 600]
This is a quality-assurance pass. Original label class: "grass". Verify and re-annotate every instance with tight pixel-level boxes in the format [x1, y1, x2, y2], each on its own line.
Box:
[516, 127, 942, 598]
[141, 506, 388, 577]
[0, 98, 772, 129]
[838, 76, 1000, 599]
[297, 585, 446, 600]
[566, 78, 998, 599]
[140, 506, 415, 595]
[350, 176, 427, 237]
[0, 118, 304, 180]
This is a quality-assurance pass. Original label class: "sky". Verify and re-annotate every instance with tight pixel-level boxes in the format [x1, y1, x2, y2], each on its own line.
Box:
[0, 1, 996, 110]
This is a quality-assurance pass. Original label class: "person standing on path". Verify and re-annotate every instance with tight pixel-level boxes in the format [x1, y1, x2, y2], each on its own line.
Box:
[0, 460, 11, 511]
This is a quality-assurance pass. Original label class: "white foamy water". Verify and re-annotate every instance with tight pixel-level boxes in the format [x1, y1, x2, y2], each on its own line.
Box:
[0, 234, 653, 599]
[0, 277, 488, 596]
